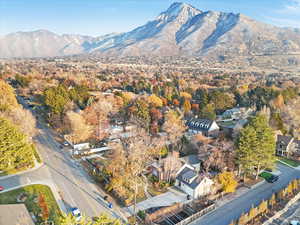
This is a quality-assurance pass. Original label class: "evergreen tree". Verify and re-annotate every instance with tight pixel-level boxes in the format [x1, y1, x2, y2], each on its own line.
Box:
[236, 115, 276, 178]
[200, 103, 216, 120]
[0, 117, 35, 172]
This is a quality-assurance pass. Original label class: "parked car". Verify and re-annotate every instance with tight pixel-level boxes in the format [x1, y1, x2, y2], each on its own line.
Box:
[0, 186, 4, 191]
[63, 141, 69, 146]
[71, 207, 82, 221]
[266, 175, 279, 183]
[290, 221, 300, 225]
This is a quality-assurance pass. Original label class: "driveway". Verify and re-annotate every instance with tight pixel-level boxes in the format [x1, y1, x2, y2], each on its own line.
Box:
[190, 163, 300, 225]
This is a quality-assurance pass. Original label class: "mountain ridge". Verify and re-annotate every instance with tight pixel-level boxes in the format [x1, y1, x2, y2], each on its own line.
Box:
[1, 2, 300, 63]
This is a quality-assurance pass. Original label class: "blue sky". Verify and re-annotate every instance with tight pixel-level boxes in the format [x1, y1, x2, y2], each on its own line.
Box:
[1, 0, 300, 36]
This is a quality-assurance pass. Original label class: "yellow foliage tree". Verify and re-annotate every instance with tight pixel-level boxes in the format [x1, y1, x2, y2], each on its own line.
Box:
[0, 79, 18, 111]
[248, 205, 258, 222]
[271, 94, 285, 109]
[180, 92, 192, 99]
[148, 94, 163, 107]
[269, 194, 276, 209]
[258, 200, 268, 215]
[121, 92, 135, 106]
[182, 99, 191, 114]
[217, 171, 238, 193]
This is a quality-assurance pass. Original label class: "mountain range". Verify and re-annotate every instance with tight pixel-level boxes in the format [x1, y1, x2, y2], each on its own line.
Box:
[1, 2, 300, 61]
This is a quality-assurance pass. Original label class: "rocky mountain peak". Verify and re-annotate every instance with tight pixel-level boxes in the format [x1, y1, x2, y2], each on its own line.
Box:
[157, 2, 202, 23]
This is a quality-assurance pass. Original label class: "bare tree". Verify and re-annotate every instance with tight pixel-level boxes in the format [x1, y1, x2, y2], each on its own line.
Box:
[162, 109, 186, 149]
[106, 127, 161, 223]
[163, 152, 182, 182]
[1, 107, 37, 139]
[65, 111, 92, 144]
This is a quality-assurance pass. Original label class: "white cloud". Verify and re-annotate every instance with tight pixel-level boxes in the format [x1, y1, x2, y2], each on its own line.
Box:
[278, 0, 300, 14]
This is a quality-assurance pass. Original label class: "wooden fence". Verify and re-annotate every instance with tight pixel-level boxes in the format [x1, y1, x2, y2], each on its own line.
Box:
[175, 204, 216, 225]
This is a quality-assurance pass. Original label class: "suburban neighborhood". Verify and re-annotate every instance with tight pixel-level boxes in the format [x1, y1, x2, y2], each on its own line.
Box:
[2, 1, 300, 225]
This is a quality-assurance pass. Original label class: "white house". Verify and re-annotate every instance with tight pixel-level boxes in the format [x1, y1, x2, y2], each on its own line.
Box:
[186, 119, 219, 137]
[175, 164, 214, 199]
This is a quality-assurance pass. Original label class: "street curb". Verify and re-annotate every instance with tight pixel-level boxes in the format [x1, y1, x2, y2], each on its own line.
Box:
[0, 162, 44, 180]
[277, 160, 297, 169]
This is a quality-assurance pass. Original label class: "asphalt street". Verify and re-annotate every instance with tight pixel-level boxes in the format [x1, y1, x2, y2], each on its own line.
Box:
[190, 163, 300, 225]
[0, 97, 126, 221]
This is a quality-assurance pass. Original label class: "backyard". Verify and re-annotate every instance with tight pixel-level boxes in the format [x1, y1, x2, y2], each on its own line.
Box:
[0, 184, 61, 224]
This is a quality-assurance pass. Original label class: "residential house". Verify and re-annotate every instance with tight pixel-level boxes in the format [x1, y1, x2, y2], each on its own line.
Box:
[175, 164, 214, 199]
[218, 119, 248, 138]
[149, 151, 182, 181]
[276, 135, 299, 157]
[186, 119, 219, 137]
[0, 204, 35, 225]
[220, 107, 253, 121]
[180, 154, 201, 171]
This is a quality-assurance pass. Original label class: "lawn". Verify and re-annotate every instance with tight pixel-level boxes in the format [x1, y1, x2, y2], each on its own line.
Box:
[0, 184, 61, 224]
[259, 171, 274, 180]
[277, 157, 300, 167]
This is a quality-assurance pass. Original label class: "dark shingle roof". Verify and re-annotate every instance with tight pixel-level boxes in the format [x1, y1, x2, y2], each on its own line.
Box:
[186, 119, 214, 131]
[177, 166, 202, 190]
[277, 135, 293, 145]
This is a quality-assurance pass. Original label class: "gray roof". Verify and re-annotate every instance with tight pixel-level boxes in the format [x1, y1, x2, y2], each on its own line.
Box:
[187, 119, 215, 131]
[277, 135, 293, 145]
[177, 166, 203, 189]
[181, 154, 200, 166]
[0, 204, 35, 225]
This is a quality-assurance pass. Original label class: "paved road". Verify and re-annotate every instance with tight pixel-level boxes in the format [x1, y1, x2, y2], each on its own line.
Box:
[0, 97, 126, 221]
[190, 163, 300, 225]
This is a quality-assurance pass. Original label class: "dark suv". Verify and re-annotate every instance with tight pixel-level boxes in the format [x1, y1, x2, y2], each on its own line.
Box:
[266, 175, 279, 183]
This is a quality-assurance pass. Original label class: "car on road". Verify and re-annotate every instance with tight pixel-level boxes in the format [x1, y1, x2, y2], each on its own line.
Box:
[290, 221, 300, 225]
[63, 141, 69, 146]
[71, 207, 82, 221]
[0, 186, 4, 191]
[259, 172, 279, 183]
[267, 175, 279, 183]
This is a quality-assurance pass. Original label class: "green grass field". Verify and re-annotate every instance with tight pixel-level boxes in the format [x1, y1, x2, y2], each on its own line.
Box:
[0, 184, 61, 224]
[278, 157, 300, 167]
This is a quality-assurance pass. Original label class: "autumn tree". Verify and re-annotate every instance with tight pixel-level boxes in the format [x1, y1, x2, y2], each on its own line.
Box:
[38, 193, 49, 221]
[1, 107, 37, 138]
[106, 128, 163, 218]
[182, 99, 191, 114]
[65, 111, 92, 144]
[217, 171, 238, 193]
[270, 94, 285, 110]
[148, 94, 163, 107]
[84, 99, 112, 140]
[0, 79, 18, 111]
[162, 110, 186, 148]
[163, 152, 181, 182]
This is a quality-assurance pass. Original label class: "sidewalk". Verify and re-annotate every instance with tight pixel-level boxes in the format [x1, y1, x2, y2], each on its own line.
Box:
[0, 162, 44, 180]
[215, 180, 265, 208]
